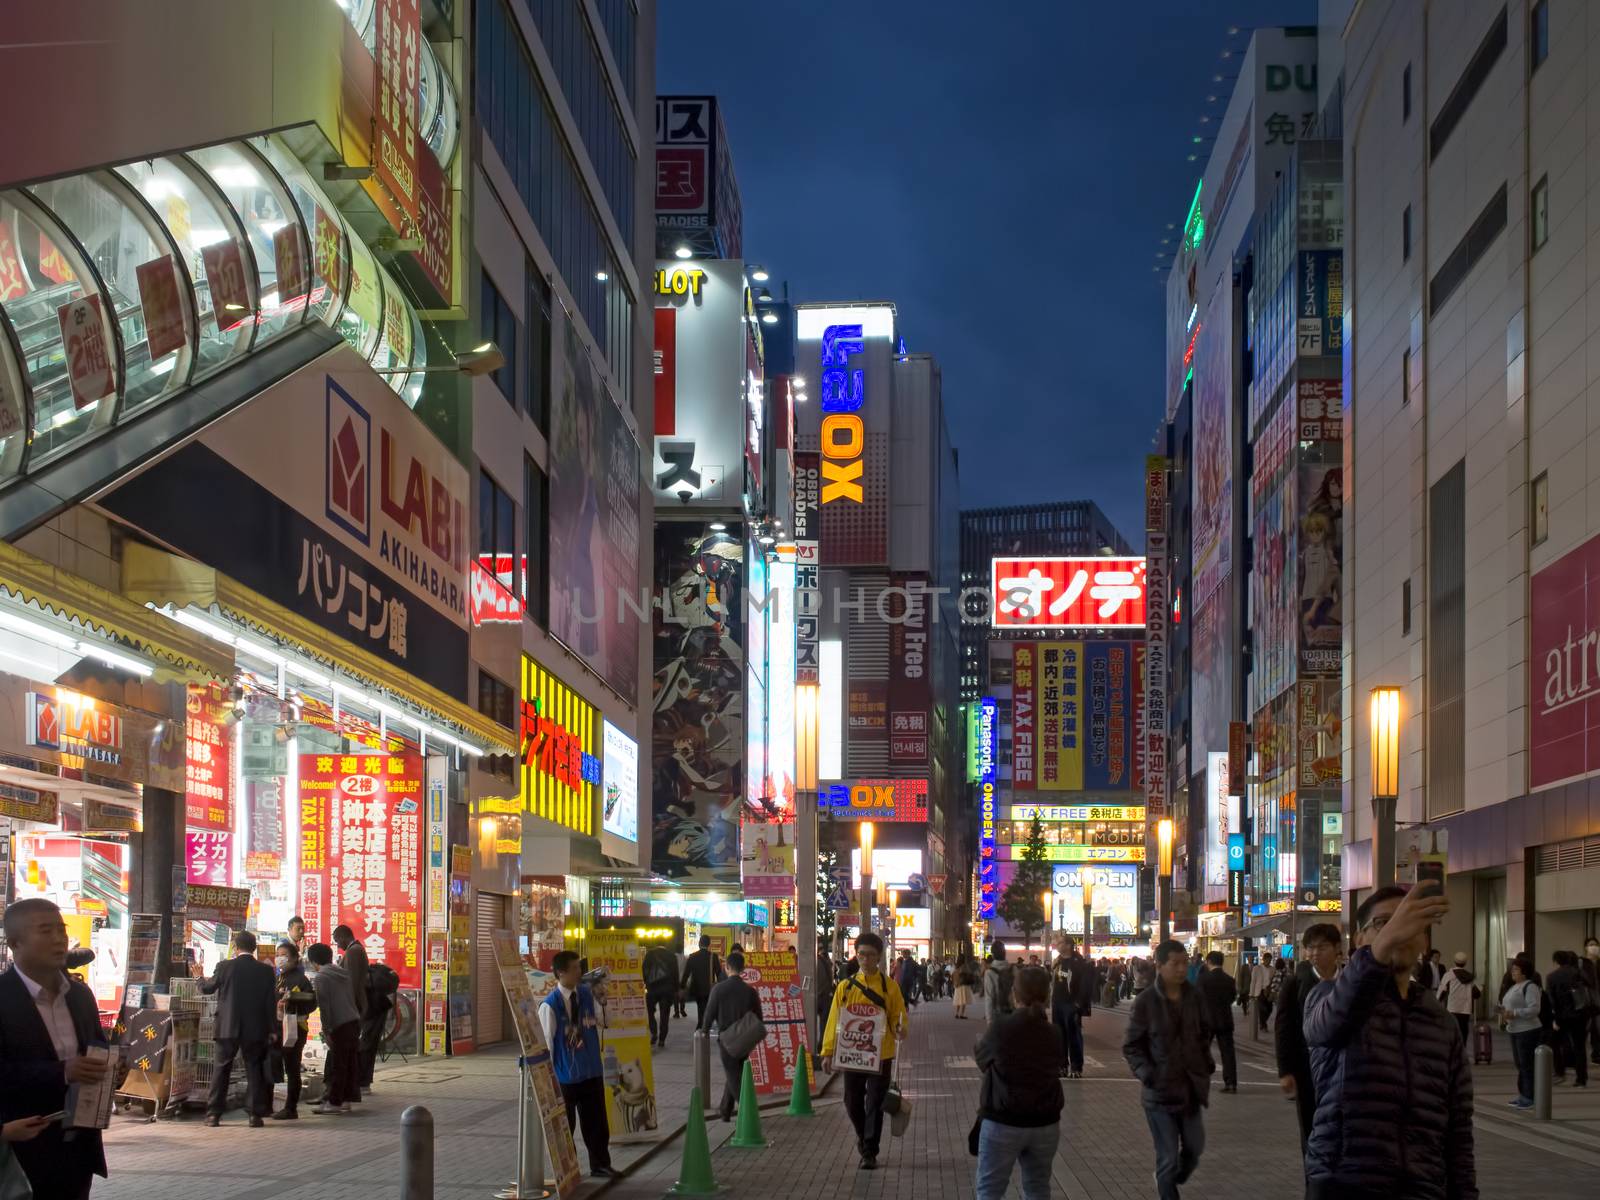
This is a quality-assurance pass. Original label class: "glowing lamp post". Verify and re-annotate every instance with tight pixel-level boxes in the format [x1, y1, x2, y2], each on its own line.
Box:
[1082, 876, 1096, 959]
[1041, 888, 1055, 955]
[859, 821, 875, 937]
[1156, 818, 1174, 944]
[1370, 687, 1401, 886]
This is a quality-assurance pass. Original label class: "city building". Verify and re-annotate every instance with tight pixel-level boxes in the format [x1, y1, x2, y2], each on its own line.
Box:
[1340, 0, 1600, 966]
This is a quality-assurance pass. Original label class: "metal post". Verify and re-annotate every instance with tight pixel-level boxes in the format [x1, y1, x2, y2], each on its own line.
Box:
[1373, 795, 1397, 887]
[797, 788, 818, 1057]
[693, 1029, 712, 1114]
[1534, 1044, 1554, 1120]
[1158, 874, 1170, 945]
[401, 1105, 434, 1200]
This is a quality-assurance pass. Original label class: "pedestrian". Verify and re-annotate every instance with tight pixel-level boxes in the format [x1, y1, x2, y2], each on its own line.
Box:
[673, 946, 689, 1018]
[271, 940, 317, 1120]
[1437, 951, 1480, 1044]
[700, 952, 764, 1121]
[1195, 951, 1237, 1094]
[286, 915, 308, 958]
[331, 925, 376, 1098]
[305, 942, 361, 1115]
[815, 949, 837, 1046]
[1546, 949, 1591, 1088]
[894, 951, 920, 1009]
[642, 942, 678, 1048]
[1273, 922, 1342, 1151]
[1499, 954, 1542, 1109]
[1133, 955, 1156, 996]
[1304, 883, 1476, 1196]
[198, 928, 276, 1128]
[974, 965, 1063, 1200]
[820, 931, 908, 1171]
[1585, 937, 1600, 1067]
[1249, 956, 1276, 1039]
[953, 953, 974, 1019]
[1235, 956, 1254, 1018]
[1122, 940, 1213, 1200]
[1050, 936, 1093, 1078]
[539, 951, 617, 1178]
[681, 936, 722, 1029]
[0, 898, 113, 1198]
[985, 941, 1016, 1022]
[1414, 947, 1445, 993]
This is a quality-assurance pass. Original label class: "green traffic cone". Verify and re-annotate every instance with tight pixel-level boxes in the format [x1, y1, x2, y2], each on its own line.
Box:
[785, 1053, 816, 1117]
[729, 1059, 767, 1148]
[669, 1087, 720, 1195]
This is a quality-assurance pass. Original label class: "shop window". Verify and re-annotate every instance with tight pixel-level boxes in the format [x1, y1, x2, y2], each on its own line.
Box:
[524, 456, 550, 625]
[479, 469, 518, 594]
[477, 669, 516, 730]
[480, 273, 522, 407]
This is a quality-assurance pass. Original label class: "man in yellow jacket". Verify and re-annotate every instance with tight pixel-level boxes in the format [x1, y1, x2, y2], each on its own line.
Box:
[821, 931, 908, 1170]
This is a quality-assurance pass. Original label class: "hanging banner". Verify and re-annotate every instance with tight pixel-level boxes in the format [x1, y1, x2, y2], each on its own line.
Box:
[373, 0, 421, 225]
[297, 753, 426, 987]
[1084, 641, 1133, 790]
[584, 930, 660, 1142]
[1013, 645, 1036, 790]
[184, 684, 232, 831]
[744, 949, 809, 1096]
[739, 823, 796, 899]
[185, 830, 233, 887]
[1037, 642, 1084, 791]
[490, 930, 581, 1199]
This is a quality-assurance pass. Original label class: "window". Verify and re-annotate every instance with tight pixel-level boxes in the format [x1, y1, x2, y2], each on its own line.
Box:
[1403, 63, 1412, 121]
[1402, 205, 1412, 261]
[524, 456, 549, 625]
[1427, 461, 1466, 819]
[1531, 175, 1549, 252]
[527, 268, 551, 430]
[477, 670, 517, 730]
[1429, 184, 1508, 316]
[1430, 7, 1508, 160]
[1531, 0, 1549, 73]
[1402, 347, 1412, 406]
[1532, 471, 1549, 546]
[480, 274, 522, 407]
[1402, 578, 1412, 636]
[479, 469, 517, 594]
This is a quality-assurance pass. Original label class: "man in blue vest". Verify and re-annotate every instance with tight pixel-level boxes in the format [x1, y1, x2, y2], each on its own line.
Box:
[538, 951, 616, 1178]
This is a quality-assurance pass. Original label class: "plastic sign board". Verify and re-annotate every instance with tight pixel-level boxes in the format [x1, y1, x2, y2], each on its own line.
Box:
[1001, 844, 1146, 864]
[1010, 804, 1146, 823]
[818, 778, 928, 822]
[601, 720, 639, 842]
[819, 323, 866, 504]
[991, 557, 1148, 629]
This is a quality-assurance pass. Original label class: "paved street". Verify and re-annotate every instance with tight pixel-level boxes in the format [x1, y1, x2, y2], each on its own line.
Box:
[90, 996, 1600, 1198]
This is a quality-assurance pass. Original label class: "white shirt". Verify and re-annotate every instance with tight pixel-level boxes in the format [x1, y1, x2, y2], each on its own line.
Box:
[538, 982, 579, 1052]
[16, 966, 80, 1067]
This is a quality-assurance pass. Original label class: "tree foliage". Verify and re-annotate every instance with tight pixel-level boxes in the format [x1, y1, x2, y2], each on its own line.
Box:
[997, 815, 1053, 948]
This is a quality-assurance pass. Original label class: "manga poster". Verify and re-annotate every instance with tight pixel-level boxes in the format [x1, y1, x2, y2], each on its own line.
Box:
[650, 523, 743, 881]
[1192, 275, 1232, 608]
[1297, 462, 1343, 677]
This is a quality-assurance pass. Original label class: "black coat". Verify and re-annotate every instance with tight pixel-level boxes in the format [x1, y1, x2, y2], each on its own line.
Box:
[1546, 965, 1590, 1022]
[1122, 982, 1214, 1113]
[681, 949, 722, 998]
[0, 967, 108, 1191]
[199, 953, 278, 1043]
[1304, 947, 1476, 1199]
[1273, 961, 1322, 1082]
[340, 940, 371, 1016]
[699, 975, 762, 1041]
[976, 1007, 1064, 1127]
[1195, 965, 1236, 1032]
[1051, 952, 1095, 1014]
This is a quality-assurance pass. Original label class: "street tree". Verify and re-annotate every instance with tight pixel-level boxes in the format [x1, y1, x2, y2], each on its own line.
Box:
[997, 815, 1053, 951]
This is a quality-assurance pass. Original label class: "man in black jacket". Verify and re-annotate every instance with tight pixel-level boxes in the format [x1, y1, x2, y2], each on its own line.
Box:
[1547, 949, 1590, 1087]
[1123, 940, 1213, 1200]
[0, 898, 112, 1198]
[1275, 922, 1342, 1151]
[1304, 884, 1475, 1199]
[642, 944, 680, 1047]
[1195, 951, 1237, 1093]
[199, 929, 277, 1127]
[333, 925, 379, 1096]
[683, 936, 722, 1030]
[699, 952, 764, 1121]
[974, 966, 1063, 1200]
[1050, 937, 1093, 1078]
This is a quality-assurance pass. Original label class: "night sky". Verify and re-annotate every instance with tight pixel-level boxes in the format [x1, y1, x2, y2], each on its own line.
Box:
[658, 0, 1315, 545]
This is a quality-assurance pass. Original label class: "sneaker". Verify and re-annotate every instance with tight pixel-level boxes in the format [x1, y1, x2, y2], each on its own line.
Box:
[312, 1102, 345, 1115]
[1509, 1097, 1533, 1109]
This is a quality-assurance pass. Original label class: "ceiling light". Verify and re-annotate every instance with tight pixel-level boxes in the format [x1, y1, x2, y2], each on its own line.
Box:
[595, 270, 608, 282]
[709, 522, 727, 532]
[674, 245, 693, 260]
[0, 607, 78, 649]
[75, 642, 154, 677]
[750, 265, 769, 282]
[761, 311, 777, 325]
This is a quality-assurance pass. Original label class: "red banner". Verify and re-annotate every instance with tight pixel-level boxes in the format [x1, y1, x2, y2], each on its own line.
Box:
[413, 142, 453, 300]
[57, 294, 114, 409]
[185, 684, 232, 831]
[742, 950, 810, 1096]
[1531, 531, 1600, 790]
[1013, 644, 1036, 789]
[374, 0, 421, 226]
[991, 557, 1148, 629]
[135, 256, 186, 359]
[298, 753, 425, 987]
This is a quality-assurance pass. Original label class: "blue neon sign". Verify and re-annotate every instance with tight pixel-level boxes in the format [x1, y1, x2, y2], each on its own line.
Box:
[819, 324, 866, 505]
[977, 696, 999, 919]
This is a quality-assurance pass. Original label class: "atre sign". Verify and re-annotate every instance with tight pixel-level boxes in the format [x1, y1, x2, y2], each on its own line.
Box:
[1531, 531, 1600, 789]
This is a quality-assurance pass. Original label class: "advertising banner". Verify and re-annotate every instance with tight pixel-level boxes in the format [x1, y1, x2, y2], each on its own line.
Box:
[977, 696, 999, 919]
[1010, 804, 1146, 823]
[655, 97, 745, 254]
[817, 779, 928, 823]
[99, 347, 472, 699]
[520, 656, 601, 836]
[184, 831, 232, 887]
[1084, 641, 1134, 790]
[448, 846, 473, 1052]
[887, 573, 930, 765]
[1298, 462, 1343, 676]
[6, 679, 183, 793]
[1531, 531, 1600, 789]
[756, 551, 797, 821]
[1298, 377, 1342, 442]
[1191, 581, 1232, 779]
[585, 930, 659, 1141]
[184, 883, 249, 927]
[743, 950, 810, 1096]
[650, 261, 744, 507]
[1251, 470, 1295, 707]
[243, 779, 284, 880]
[1205, 751, 1229, 887]
[373, 0, 420, 225]
[739, 821, 796, 897]
[57, 295, 114, 409]
[1047, 864, 1139, 936]
[413, 142, 453, 302]
[1297, 678, 1341, 788]
[651, 523, 742, 881]
[1132, 641, 1146, 795]
[184, 684, 232, 831]
[550, 315, 641, 701]
[991, 558, 1148, 629]
[1013, 644, 1036, 789]
[490, 930, 581, 1198]
[1193, 274, 1232, 608]
[1295, 249, 1343, 359]
[602, 720, 639, 843]
[1037, 642, 1084, 791]
[298, 753, 426, 987]
[135, 256, 185, 359]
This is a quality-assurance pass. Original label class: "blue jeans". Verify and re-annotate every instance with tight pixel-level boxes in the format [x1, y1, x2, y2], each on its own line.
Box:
[1053, 1004, 1084, 1072]
[1510, 1028, 1541, 1101]
[1144, 1107, 1205, 1199]
[975, 1120, 1059, 1200]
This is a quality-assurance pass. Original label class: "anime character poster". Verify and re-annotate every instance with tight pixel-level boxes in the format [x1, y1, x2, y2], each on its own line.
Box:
[1192, 275, 1232, 608]
[1297, 463, 1343, 677]
[651, 523, 744, 881]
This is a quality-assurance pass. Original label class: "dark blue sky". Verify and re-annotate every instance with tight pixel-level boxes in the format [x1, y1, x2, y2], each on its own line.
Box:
[658, 1, 1314, 545]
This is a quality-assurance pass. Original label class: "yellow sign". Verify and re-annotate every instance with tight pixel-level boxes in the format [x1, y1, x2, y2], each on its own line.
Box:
[653, 268, 706, 298]
[1026, 845, 1145, 863]
[585, 931, 659, 1142]
[519, 656, 597, 835]
[1036, 642, 1084, 790]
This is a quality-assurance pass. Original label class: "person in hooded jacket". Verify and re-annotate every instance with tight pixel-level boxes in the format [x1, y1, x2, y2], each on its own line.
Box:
[1123, 941, 1214, 1200]
[1437, 951, 1480, 1043]
[1304, 884, 1475, 1199]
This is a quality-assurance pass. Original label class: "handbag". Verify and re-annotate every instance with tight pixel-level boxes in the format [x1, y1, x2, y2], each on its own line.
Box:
[719, 1010, 768, 1060]
[0, 1141, 32, 1200]
[886, 1056, 912, 1137]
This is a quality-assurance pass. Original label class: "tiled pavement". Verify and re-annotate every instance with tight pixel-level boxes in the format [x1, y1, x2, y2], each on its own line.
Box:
[94, 998, 1600, 1198]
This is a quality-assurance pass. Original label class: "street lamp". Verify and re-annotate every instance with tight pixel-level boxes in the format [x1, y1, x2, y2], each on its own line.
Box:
[1082, 876, 1096, 959]
[859, 821, 875, 937]
[1370, 686, 1401, 886]
[1041, 888, 1055, 957]
[1156, 818, 1175, 943]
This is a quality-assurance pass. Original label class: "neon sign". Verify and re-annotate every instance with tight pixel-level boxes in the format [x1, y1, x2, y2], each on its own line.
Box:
[977, 697, 998, 919]
[819, 323, 865, 503]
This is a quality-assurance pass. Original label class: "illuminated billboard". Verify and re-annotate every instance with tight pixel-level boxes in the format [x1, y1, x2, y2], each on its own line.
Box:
[1206, 750, 1229, 887]
[1010, 804, 1146, 823]
[849, 847, 924, 889]
[1050, 865, 1139, 936]
[1000, 844, 1145, 864]
[991, 557, 1148, 629]
[601, 720, 638, 843]
[976, 697, 999, 919]
[818, 778, 928, 823]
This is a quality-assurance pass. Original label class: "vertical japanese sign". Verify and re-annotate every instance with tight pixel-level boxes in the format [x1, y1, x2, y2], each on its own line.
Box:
[184, 684, 232, 830]
[1144, 456, 1169, 817]
[1037, 642, 1084, 791]
[413, 142, 453, 300]
[794, 451, 820, 686]
[423, 757, 447, 1055]
[585, 930, 659, 1141]
[56, 295, 114, 409]
[1298, 461, 1343, 676]
[887, 573, 930, 765]
[244, 779, 284, 880]
[185, 831, 233, 887]
[1083, 642, 1133, 790]
[373, 0, 420, 226]
[1013, 645, 1036, 789]
[134, 256, 186, 359]
[744, 950, 809, 1096]
[200, 241, 251, 329]
[976, 698, 999, 919]
[447, 845, 473, 1052]
[297, 753, 425, 987]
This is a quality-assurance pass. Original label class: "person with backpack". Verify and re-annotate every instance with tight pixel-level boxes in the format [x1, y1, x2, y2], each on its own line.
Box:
[821, 931, 908, 1171]
[642, 943, 679, 1048]
[1437, 951, 1481, 1044]
[682, 936, 722, 1030]
[985, 941, 1016, 1023]
[1547, 949, 1592, 1087]
[700, 952, 765, 1121]
[354, 957, 398, 1091]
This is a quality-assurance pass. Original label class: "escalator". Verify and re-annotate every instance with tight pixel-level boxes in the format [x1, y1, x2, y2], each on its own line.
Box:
[0, 132, 430, 540]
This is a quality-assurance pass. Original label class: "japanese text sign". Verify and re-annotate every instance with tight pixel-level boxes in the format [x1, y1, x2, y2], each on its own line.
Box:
[991, 557, 1148, 629]
[56, 295, 114, 409]
[373, 0, 420, 225]
[135, 256, 186, 359]
[743, 951, 809, 1095]
[185, 831, 234, 887]
[185, 684, 232, 830]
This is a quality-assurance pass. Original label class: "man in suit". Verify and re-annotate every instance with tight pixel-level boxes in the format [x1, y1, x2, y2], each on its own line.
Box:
[1196, 951, 1238, 1093]
[699, 953, 765, 1121]
[681, 936, 722, 1030]
[198, 929, 277, 1127]
[0, 897, 112, 1198]
[333, 925, 377, 1096]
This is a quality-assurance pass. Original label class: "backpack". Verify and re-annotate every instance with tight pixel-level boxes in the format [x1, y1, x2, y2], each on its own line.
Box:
[367, 961, 400, 1009]
[643, 951, 674, 990]
[991, 963, 1015, 1014]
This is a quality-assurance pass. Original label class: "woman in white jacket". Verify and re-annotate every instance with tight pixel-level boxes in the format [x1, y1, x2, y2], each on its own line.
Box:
[1500, 956, 1543, 1109]
[1437, 951, 1480, 1041]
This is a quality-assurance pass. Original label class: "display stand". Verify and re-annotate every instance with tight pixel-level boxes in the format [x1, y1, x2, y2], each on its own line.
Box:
[493, 1059, 553, 1200]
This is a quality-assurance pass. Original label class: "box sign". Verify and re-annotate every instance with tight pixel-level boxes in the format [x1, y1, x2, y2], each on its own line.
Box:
[991, 557, 1148, 629]
[1530, 530, 1600, 789]
[895, 907, 931, 941]
[601, 720, 639, 842]
[1010, 804, 1146, 823]
[520, 656, 600, 835]
[818, 778, 928, 822]
[818, 323, 867, 505]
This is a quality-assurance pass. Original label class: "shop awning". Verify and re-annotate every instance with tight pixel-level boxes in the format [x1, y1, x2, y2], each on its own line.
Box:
[122, 543, 515, 753]
[0, 540, 231, 680]
[1236, 909, 1343, 942]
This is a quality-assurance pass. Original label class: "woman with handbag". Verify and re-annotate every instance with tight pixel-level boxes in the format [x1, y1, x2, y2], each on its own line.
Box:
[972, 966, 1063, 1200]
[700, 952, 766, 1122]
[271, 940, 318, 1120]
[821, 931, 909, 1171]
